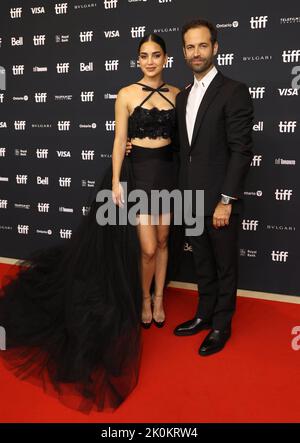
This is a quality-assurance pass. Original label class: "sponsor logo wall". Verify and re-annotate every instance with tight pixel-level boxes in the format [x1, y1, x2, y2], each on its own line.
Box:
[0, 0, 299, 296]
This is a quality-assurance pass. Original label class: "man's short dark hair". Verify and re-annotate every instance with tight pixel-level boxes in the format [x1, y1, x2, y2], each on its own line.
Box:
[182, 19, 218, 46]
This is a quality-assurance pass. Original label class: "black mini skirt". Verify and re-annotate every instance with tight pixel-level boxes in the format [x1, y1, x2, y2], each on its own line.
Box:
[129, 143, 178, 215]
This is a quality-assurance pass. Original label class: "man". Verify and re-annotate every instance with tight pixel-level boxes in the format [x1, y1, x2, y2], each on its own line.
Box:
[174, 19, 254, 356]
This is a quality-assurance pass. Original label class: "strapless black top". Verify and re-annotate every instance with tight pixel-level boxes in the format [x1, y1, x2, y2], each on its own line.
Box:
[128, 83, 176, 139]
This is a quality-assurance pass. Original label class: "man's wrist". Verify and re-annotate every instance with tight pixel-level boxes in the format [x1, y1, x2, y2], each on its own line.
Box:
[220, 194, 236, 204]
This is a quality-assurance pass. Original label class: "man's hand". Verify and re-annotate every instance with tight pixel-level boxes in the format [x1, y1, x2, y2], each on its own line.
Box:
[212, 202, 232, 229]
[125, 139, 132, 156]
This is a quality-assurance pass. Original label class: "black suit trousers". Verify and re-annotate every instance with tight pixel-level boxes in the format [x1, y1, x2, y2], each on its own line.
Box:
[188, 213, 240, 330]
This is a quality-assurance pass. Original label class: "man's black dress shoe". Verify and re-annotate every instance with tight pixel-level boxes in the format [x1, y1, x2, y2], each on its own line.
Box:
[198, 329, 231, 356]
[174, 317, 212, 336]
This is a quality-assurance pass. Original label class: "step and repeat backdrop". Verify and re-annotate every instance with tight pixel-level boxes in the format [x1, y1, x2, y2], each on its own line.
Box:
[0, 0, 299, 296]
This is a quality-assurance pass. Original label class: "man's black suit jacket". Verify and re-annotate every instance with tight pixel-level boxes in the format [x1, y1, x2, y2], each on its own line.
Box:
[175, 70, 254, 216]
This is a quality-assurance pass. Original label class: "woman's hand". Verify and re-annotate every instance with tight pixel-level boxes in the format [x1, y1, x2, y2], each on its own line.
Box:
[125, 140, 132, 156]
[112, 181, 125, 208]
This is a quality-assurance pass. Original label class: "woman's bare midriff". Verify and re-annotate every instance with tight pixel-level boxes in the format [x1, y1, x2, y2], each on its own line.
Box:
[130, 137, 172, 148]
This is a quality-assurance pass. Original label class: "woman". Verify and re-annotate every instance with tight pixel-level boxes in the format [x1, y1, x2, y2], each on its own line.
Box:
[0, 34, 181, 413]
[112, 34, 180, 328]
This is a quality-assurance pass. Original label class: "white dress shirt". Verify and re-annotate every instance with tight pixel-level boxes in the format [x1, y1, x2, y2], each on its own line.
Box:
[186, 65, 218, 146]
[185, 65, 237, 200]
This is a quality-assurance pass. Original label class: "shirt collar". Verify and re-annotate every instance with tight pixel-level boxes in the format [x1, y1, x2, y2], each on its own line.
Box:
[193, 65, 218, 89]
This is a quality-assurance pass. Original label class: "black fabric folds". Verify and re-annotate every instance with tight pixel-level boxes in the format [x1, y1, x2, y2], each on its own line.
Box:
[0, 155, 185, 413]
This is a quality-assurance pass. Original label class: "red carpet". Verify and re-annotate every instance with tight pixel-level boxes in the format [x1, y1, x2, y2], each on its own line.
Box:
[0, 263, 299, 423]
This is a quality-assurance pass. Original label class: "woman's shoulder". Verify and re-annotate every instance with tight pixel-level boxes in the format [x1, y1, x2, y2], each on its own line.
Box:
[117, 83, 141, 99]
[165, 84, 181, 96]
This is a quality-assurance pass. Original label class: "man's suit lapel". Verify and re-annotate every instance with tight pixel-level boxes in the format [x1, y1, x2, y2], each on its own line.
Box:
[178, 84, 192, 149]
[189, 71, 224, 152]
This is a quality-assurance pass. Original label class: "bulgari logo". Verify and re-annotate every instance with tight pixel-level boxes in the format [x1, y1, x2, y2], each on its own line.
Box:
[266, 224, 296, 231]
[153, 27, 180, 33]
[242, 55, 272, 61]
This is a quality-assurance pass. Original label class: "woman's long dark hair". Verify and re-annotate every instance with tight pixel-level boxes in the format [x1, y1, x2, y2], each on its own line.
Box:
[138, 33, 167, 54]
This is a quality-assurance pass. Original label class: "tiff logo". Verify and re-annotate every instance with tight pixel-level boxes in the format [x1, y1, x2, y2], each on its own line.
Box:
[278, 121, 297, 133]
[14, 121, 26, 130]
[291, 326, 300, 351]
[249, 87, 265, 99]
[250, 16, 268, 29]
[80, 31, 93, 42]
[60, 229, 72, 239]
[81, 150, 95, 160]
[271, 251, 288, 262]
[103, 0, 118, 9]
[217, 53, 234, 66]
[242, 219, 259, 231]
[16, 174, 28, 184]
[58, 121, 71, 131]
[81, 91, 94, 102]
[35, 93, 47, 103]
[131, 26, 146, 38]
[105, 60, 119, 71]
[251, 155, 262, 166]
[275, 189, 293, 200]
[18, 224, 29, 234]
[0, 147, 6, 157]
[55, 3, 68, 14]
[282, 50, 300, 63]
[0, 199, 8, 209]
[10, 8, 22, 18]
[57, 63, 70, 73]
[12, 65, 25, 75]
[33, 35, 46, 46]
[82, 206, 90, 216]
[38, 203, 50, 212]
[164, 56, 174, 68]
[36, 149, 49, 158]
[0, 326, 6, 350]
[105, 120, 115, 131]
[59, 177, 71, 187]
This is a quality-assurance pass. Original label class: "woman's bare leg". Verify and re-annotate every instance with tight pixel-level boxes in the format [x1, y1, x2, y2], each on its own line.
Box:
[136, 214, 157, 324]
[153, 213, 171, 323]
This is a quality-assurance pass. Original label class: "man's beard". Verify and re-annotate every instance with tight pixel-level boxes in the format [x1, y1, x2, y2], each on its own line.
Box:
[187, 57, 213, 74]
